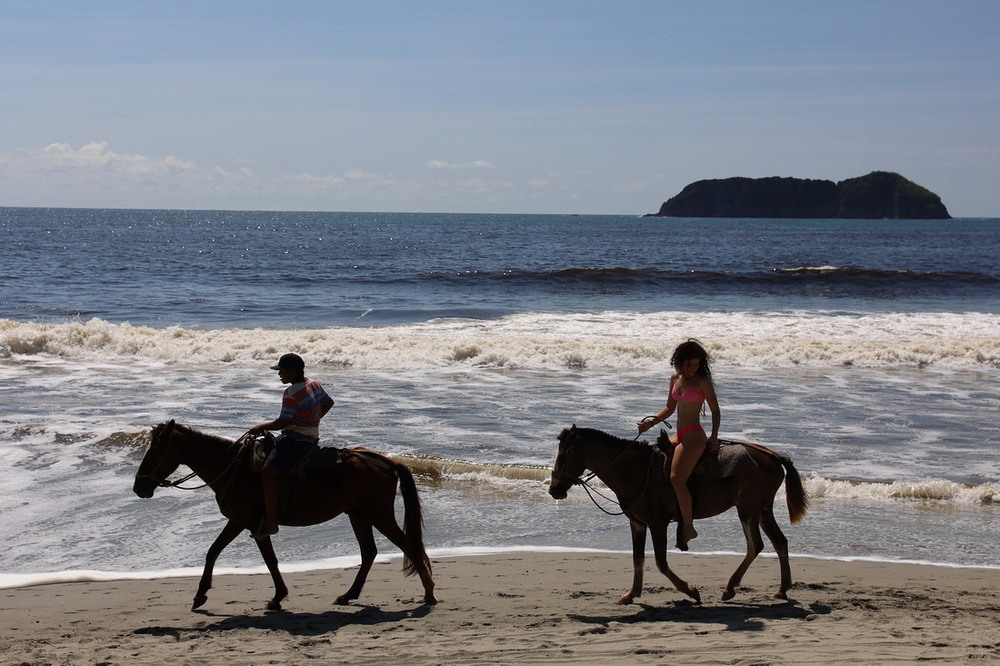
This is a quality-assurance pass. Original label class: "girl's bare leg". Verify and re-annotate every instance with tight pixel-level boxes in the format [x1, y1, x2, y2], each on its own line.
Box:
[670, 433, 707, 548]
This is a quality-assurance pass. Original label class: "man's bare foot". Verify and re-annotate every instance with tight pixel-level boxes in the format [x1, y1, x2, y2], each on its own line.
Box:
[677, 523, 698, 551]
[253, 519, 279, 539]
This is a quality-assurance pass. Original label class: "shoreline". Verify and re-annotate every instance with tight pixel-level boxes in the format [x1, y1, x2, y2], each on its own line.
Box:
[3, 546, 1000, 591]
[3, 552, 998, 664]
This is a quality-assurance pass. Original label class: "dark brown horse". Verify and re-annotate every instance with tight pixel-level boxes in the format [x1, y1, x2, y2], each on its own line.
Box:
[133, 420, 436, 611]
[549, 425, 809, 604]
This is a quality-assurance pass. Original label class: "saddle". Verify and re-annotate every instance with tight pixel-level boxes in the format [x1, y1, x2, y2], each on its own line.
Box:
[655, 431, 784, 484]
[247, 432, 274, 472]
[245, 432, 344, 476]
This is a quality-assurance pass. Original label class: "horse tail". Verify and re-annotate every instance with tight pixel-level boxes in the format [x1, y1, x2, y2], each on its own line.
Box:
[779, 456, 810, 524]
[395, 462, 432, 578]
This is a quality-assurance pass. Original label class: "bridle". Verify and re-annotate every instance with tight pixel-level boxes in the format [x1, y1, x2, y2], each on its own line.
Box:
[553, 421, 666, 516]
[138, 427, 263, 491]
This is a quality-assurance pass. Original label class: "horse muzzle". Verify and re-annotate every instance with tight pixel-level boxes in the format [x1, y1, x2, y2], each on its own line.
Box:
[133, 476, 160, 498]
[548, 478, 571, 500]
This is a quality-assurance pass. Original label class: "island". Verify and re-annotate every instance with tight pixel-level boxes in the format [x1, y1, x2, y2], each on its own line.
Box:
[646, 171, 951, 219]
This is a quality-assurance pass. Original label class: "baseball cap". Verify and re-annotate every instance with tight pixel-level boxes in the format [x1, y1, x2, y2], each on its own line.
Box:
[270, 353, 305, 371]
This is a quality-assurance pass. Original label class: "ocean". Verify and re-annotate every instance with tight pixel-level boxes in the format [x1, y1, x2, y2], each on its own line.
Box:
[1, 207, 998, 588]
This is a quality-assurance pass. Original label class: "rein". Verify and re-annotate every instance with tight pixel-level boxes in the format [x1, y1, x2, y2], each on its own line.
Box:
[572, 416, 668, 485]
[148, 429, 263, 491]
[575, 450, 657, 516]
[560, 419, 668, 516]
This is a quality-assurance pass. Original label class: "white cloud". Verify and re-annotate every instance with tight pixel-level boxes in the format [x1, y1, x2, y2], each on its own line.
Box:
[211, 166, 254, 179]
[283, 169, 397, 188]
[0, 142, 621, 213]
[426, 160, 494, 170]
[274, 169, 402, 201]
[40, 141, 195, 175]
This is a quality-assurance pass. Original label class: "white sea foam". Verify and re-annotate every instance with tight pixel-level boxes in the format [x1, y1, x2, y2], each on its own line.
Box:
[398, 455, 1000, 506]
[3, 311, 998, 575]
[5, 542, 998, 591]
[2, 310, 999, 370]
[803, 475, 999, 505]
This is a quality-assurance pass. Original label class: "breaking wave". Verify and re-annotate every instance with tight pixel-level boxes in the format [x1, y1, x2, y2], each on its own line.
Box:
[92, 428, 1000, 508]
[357, 265, 998, 297]
[396, 454, 998, 506]
[2, 310, 998, 370]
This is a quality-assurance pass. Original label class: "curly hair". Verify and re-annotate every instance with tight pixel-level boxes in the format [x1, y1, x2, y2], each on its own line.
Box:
[670, 338, 713, 381]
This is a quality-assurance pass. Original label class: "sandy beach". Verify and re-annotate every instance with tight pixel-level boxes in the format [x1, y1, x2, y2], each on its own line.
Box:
[2, 552, 998, 665]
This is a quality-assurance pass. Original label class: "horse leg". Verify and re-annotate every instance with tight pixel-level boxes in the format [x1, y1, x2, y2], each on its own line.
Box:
[253, 535, 289, 611]
[722, 507, 764, 601]
[760, 506, 793, 599]
[618, 521, 646, 604]
[336, 510, 378, 605]
[192, 520, 243, 611]
[368, 509, 437, 605]
[651, 523, 700, 602]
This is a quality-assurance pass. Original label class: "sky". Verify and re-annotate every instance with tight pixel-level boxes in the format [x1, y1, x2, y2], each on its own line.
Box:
[2, 1, 998, 216]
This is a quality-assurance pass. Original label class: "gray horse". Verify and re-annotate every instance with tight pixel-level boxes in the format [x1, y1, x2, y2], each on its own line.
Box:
[549, 425, 809, 604]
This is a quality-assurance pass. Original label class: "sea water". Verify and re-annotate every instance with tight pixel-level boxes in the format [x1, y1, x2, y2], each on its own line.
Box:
[1, 208, 998, 586]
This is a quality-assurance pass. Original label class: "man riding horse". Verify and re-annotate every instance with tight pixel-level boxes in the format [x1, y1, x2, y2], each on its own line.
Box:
[250, 353, 334, 538]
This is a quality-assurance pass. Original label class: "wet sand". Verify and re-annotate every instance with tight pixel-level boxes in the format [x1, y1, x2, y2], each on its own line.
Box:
[2, 552, 998, 664]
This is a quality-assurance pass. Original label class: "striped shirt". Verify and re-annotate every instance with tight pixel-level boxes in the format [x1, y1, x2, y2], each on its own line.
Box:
[278, 378, 334, 437]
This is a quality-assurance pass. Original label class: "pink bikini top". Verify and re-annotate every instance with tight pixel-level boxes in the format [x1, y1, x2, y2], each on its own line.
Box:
[671, 379, 706, 404]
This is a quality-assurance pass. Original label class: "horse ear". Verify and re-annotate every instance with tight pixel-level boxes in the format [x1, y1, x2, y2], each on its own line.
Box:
[165, 419, 176, 435]
[571, 424, 577, 432]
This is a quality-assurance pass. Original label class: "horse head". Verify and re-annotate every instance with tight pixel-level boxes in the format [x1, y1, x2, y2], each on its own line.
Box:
[548, 425, 585, 500]
[133, 420, 182, 498]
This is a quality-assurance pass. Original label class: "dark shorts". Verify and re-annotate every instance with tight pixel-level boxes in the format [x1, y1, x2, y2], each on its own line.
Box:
[264, 434, 318, 473]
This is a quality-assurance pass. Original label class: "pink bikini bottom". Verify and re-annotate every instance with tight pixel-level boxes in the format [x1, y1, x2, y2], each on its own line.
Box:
[675, 425, 706, 444]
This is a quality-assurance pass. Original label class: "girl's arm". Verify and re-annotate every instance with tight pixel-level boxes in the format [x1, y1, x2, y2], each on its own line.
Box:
[700, 377, 722, 449]
[638, 374, 679, 433]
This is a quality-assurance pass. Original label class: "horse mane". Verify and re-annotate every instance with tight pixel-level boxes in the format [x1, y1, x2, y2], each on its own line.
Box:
[155, 421, 234, 447]
[573, 426, 650, 452]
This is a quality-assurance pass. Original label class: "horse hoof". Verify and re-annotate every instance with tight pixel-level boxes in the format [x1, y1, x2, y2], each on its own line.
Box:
[266, 600, 282, 611]
[191, 595, 208, 611]
[424, 594, 438, 605]
[774, 591, 788, 600]
[688, 586, 701, 603]
[721, 589, 735, 601]
[335, 595, 352, 605]
[616, 594, 634, 605]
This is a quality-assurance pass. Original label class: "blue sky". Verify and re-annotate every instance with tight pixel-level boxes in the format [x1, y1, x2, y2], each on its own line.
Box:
[2, 1, 998, 216]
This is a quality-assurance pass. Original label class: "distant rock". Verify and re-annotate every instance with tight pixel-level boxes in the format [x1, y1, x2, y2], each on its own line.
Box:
[647, 171, 951, 219]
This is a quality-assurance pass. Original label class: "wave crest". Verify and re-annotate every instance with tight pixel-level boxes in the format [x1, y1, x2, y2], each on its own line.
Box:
[3, 312, 999, 370]
[398, 455, 999, 507]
